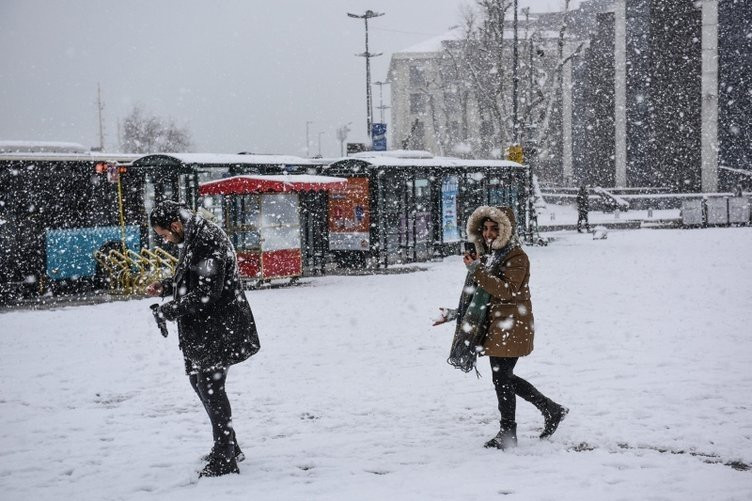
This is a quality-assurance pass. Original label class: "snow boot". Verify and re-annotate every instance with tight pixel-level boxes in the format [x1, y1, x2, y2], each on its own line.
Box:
[539, 401, 569, 439]
[484, 421, 517, 450]
[199, 454, 239, 478]
[202, 442, 245, 463]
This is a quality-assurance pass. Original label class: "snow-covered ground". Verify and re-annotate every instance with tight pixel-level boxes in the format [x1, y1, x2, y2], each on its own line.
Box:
[1, 228, 751, 500]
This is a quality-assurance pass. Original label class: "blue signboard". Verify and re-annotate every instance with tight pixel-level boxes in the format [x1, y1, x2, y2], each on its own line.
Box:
[46, 225, 140, 280]
[372, 123, 387, 151]
[441, 176, 460, 242]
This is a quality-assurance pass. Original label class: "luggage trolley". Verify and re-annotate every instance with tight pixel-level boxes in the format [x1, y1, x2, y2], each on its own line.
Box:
[199, 174, 346, 286]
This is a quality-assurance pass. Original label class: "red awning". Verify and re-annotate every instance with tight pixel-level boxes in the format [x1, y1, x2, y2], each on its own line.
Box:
[199, 174, 347, 196]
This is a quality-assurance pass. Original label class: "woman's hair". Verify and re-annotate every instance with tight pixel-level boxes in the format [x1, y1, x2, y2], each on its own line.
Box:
[149, 200, 191, 228]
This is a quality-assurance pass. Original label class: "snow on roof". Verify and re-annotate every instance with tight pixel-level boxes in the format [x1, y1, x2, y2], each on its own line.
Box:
[396, 28, 462, 54]
[0, 140, 88, 154]
[137, 152, 326, 166]
[394, 27, 564, 55]
[0, 151, 140, 163]
[336, 151, 523, 169]
[351, 149, 434, 160]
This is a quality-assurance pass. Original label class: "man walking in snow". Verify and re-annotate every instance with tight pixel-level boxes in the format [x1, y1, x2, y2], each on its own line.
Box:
[146, 200, 260, 478]
[576, 185, 591, 233]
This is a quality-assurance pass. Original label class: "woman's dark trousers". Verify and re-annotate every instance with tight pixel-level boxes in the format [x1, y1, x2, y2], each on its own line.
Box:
[490, 356, 553, 427]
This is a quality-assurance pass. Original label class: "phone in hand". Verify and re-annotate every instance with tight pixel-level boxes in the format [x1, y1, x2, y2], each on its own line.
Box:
[463, 241, 477, 258]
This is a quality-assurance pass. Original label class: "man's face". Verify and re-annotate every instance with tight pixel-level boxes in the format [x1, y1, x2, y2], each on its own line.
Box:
[154, 221, 185, 244]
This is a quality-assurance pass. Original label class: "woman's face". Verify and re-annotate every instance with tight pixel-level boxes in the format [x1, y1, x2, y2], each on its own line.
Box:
[482, 220, 499, 246]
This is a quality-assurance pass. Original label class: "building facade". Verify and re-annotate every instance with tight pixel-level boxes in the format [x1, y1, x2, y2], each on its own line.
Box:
[575, 0, 750, 192]
[388, 0, 751, 192]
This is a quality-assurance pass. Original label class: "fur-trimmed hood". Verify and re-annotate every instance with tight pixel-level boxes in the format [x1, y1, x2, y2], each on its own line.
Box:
[466, 206, 516, 254]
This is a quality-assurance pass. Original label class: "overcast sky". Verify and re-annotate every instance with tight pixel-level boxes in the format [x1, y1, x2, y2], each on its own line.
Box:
[0, 0, 580, 157]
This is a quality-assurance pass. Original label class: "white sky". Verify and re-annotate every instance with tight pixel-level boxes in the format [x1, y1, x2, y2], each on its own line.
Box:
[0, 0, 582, 157]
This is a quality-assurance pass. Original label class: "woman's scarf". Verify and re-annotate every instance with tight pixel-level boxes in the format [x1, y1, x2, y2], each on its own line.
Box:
[447, 244, 514, 375]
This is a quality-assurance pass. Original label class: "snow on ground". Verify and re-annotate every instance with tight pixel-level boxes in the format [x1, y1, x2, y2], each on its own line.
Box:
[1, 228, 751, 500]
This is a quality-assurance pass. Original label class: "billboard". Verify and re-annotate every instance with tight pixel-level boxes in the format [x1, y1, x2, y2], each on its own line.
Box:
[328, 177, 370, 251]
[441, 176, 460, 242]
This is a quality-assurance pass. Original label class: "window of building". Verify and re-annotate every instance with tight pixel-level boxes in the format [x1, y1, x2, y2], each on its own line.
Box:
[410, 93, 426, 113]
[448, 121, 461, 141]
[409, 121, 425, 150]
[443, 90, 460, 113]
[409, 65, 425, 86]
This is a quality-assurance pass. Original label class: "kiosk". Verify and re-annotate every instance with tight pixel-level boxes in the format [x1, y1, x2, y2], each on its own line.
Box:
[199, 174, 346, 285]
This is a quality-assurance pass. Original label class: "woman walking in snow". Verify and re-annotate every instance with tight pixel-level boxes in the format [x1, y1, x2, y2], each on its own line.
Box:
[434, 205, 567, 449]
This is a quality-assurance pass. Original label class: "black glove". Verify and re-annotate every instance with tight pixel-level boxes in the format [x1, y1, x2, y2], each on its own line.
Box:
[158, 302, 179, 322]
[149, 304, 169, 338]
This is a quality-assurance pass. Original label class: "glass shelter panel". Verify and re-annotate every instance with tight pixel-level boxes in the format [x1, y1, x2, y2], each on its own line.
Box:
[229, 194, 261, 251]
[260, 193, 300, 251]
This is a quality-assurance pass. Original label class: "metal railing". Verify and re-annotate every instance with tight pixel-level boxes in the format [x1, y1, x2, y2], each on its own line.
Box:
[94, 247, 177, 295]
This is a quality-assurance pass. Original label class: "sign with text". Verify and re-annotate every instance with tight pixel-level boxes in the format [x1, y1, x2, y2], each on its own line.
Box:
[441, 176, 460, 242]
[371, 123, 387, 151]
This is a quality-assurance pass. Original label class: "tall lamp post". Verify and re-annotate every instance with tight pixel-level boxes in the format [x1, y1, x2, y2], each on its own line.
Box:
[373, 80, 391, 123]
[512, 0, 519, 143]
[317, 131, 325, 157]
[347, 10, 384, 141]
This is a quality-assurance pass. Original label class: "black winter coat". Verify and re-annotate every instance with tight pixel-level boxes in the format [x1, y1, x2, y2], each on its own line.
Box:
[160, 215, 260, 372]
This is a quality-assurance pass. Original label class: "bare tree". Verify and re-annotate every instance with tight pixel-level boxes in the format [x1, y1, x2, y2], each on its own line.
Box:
[429, 0, 583, 164]
[120, 106, 192, 154]
[532, 0, 584, 163]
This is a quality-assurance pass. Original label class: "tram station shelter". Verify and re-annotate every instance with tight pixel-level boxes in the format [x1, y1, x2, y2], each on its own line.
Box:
[131, 153, 333, 274]
[317, 150, 528, 268]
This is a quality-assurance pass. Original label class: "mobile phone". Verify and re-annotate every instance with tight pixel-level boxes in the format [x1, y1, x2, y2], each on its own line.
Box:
[463, 241, 476, 256]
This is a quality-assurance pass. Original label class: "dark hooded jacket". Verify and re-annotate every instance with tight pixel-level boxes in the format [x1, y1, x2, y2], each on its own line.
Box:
[160, 214, 260, 371]
[461, 206, 534, 358]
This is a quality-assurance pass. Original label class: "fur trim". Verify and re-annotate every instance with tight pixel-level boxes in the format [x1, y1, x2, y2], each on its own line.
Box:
[466, 206, 514, 254]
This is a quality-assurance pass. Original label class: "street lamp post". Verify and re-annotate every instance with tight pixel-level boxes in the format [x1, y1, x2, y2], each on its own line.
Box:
[512, 0, 519, 143]
[347, 10, 384, 140]
[373, 80, 390, 123]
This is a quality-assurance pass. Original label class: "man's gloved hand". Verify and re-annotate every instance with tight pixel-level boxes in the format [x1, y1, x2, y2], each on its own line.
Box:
[159, 302, 178, 322]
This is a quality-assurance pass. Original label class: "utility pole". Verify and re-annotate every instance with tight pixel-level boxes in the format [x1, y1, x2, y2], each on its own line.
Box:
[373, 81, 390, 123]
[317, 131, 325, 157]
[512, 0, 519, 143]
[97, 82, 105, 151]
[523, 6, 532, 144]
[305, 120, 314, 157]
[347, 10, 384, 140]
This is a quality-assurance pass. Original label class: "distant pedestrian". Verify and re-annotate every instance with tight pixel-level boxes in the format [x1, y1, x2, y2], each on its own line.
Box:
[146, 200, 260, 478]
[434, 206, 568, 450]
[576, 186, 590, 233]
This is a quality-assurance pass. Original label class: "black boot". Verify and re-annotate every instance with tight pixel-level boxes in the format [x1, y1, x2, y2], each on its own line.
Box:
[484, 421, 517, 450]
[539, 401, 569, 439]
[199, 453, 239, 478]
[202, 442, 245, 463]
